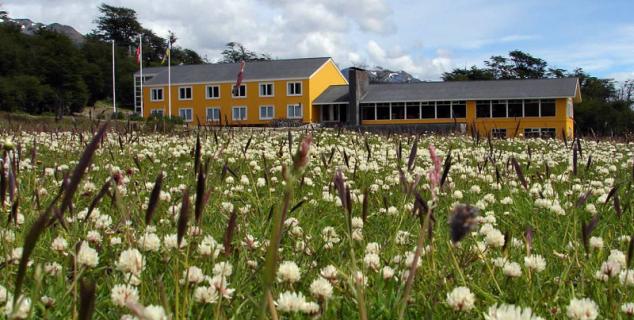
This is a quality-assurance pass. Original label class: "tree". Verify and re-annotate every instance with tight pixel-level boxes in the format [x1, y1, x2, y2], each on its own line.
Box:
[442, 66, 494, 81]
[507, 50, 547, 79]
[91, 3, 142, 47]
[221, 42, 270, 63]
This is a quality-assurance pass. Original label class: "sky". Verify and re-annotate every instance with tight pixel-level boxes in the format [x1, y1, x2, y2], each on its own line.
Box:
[3, 0, 634, 81]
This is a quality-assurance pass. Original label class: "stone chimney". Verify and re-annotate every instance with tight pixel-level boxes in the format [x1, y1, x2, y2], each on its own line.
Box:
[347, 67, 369, 126]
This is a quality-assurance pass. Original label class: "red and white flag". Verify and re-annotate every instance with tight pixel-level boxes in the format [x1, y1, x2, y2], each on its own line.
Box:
[233, 60, 245, 95]
[135, 46, 141, 64]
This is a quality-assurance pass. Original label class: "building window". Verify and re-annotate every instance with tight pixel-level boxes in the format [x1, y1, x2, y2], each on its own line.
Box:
[150, 109, 164, 117]
[476, 101, 491, 118]
[206, 85, 220, 99]
[260, 105, 274, 120]
[524, 100, 540, 117]
[492, 128, 507, 139]
[567, 98, 574, 118]
[179, 87, 192, 100]
[540, 99, 556, 117]
[232, 84, 246, 98]
[179, 108, 193, 122]
[451, 101, 466, 118]
[391, 102, 405, 120]
[259, 83, 274, 97]
[436, 101, 451, 118]
[232, 106, 247, 121]
[421, 101, 435, 119]
[406, 102, 420, 119]
[361, 103, 376, 120]
[287, 104, 303, 119]
[492, 100, 507, 118]
[206, 107, 220, 121]
[151, 88, 164, 101]
[376, 103, 390, 120]
[508, 100, 523, 117]
[524, 128, 556, 139]
[287, 82, 302, 96]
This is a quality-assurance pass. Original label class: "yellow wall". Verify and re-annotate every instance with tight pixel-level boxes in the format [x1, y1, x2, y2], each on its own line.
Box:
[142, 59, 347, 126]
[308, 60, 348, 122]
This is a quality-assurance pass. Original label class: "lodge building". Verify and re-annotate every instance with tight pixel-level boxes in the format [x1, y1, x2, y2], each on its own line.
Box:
[135, 57, 581, 139]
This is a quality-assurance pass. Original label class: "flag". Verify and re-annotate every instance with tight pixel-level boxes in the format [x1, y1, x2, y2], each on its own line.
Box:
[161, 46, 171, 64]
[135, 46, 141, 64]
[232, 60, 245, 96]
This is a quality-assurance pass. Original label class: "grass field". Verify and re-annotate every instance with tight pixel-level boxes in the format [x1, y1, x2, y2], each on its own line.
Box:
[0, 125, 633, 319]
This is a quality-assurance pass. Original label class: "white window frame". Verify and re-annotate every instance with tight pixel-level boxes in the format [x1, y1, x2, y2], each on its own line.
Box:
[178, 86, 193, 101]
[259, 83, 274, 97]
[150, 88, 164, 102]
[287, 81, 302, 96]
[287, 104, 303, 119]
[179, 108, 193, 122]
[232, 84, 247, 98]
[206, 107, 220, 122]
[150, 109, 164, 117]
[205, 85, 220, 100]
[259, 105, 274, 120]
[232, 106, 247, 121]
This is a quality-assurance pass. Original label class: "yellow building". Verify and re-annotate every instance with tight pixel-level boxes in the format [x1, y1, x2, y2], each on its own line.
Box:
[135, 59, 581, 139]
[137, 57, 347, 125]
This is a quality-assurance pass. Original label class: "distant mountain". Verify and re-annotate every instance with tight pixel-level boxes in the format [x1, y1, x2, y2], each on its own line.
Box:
[341, 67, 422, 83]
[1, 18, 85, 44]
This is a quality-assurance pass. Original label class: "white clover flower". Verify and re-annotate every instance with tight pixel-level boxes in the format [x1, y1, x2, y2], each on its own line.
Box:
[182, 266, 205, 284]
[585, 204, 597, 214]
[76, 242, 99, 268]
[363, 253, 381, 271]
[619, 269, 634, 286]
[116, 248, 145, 276]
[276, 291, 308, 313]
[622, 303, 634, 316]
[365, 242, 381, 255]
[351, 217, 364, 229]
[502, 262, 522, 278]
[320, 265, 338, 282]
[524, 254, 546, 273]
[86, 230, 102, 243]
[309, 277, 333, 301]
[446, 286, 475, 312]
[588, 237, 603, 250]
[607, 249, 626, 268]
[4, 296, 31, 319]
[138, 233, 161, 252]
[0, 285, 11, 305]
[566, 298, 598, 320]
[164, 234, 185, 250]
[44, 262, 63, 277]
[142, 305, 168, 320]
[213, 262, 233, 277]
[277, 261, 301, 284]
[484, 304, 543, 320]
[382, 266, 395, 280]
[485, 229, 505, 248]
[51, 236, 68, 252]
[194, 286, 219, 304]
[110, 284, 139, 307]
[110, 237, 122, 246]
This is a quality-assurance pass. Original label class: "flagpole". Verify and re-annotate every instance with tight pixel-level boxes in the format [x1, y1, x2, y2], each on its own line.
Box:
[168, 40, 172, 118]
[112, 39, 116, 114]
[139, 34, 144, 116]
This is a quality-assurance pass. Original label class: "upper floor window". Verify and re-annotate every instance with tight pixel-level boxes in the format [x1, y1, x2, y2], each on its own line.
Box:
[540, 99, 556, 117]
[206, 85, 220, 99]
[287, 82, 302, 96]
[179, 87, 192, 100]
[566, 98, 574, 118]
[259, 83, 274, 97]
[232, 84, 246, 98]
[151, 88, 163, 101]
[436, 101, 451, 118]
[476, 101, 491, 118]
[451, 101, 466, 118]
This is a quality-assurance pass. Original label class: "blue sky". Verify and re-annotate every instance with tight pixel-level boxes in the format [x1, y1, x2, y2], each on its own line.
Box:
[4, 0, 633, 81]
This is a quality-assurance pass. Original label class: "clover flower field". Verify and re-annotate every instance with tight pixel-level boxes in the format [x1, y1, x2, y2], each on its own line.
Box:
[0, 125, 633, 320]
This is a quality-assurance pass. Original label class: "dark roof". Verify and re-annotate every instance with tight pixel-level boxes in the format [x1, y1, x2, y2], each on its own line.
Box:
[141, 57, 331, 85]
[134, 67, 165, 76]
[313, 85, 349, 104]
[314, 78, 581, 104]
